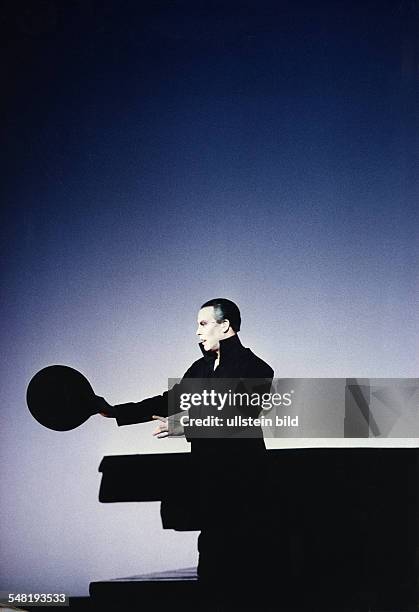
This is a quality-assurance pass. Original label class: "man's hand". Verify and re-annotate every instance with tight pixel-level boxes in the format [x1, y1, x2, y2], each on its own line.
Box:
[95, 396, 115, 417]
[152, 413, 185, 438]
[152, 415, 168, 438]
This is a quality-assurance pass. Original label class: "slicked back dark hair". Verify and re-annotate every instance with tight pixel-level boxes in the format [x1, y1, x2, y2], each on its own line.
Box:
[200, 298, 241, 332]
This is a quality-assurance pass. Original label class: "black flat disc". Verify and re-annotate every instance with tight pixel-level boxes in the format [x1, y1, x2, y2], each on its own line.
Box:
[27, 365, 96, 431]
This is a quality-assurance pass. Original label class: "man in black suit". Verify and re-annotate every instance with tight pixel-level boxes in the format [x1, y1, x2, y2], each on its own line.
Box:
[98, 298, 275, 610]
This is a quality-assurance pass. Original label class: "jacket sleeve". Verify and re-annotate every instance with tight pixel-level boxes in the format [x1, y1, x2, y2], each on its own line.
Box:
[112, 365, 195, 426]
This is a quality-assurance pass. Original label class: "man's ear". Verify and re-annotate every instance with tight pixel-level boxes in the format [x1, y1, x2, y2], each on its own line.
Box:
[222, 319, 231, 333]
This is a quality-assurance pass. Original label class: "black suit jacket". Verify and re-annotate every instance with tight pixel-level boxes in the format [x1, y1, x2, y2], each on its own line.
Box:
[112, 334, 274, 527]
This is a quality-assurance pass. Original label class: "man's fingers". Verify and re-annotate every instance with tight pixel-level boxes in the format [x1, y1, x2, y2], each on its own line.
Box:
[152, 426, 166, 434]
[152, 415, 169, 439]
[153, 428, 169, 438]
[153, 423, 168, 436]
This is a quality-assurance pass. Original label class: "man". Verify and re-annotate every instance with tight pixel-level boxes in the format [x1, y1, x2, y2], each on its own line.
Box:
[98, 298, 274, 609]
[98, 298, 273, 425]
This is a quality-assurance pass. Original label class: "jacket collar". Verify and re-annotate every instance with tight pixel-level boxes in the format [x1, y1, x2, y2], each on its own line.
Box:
[199, 333, 245, 362]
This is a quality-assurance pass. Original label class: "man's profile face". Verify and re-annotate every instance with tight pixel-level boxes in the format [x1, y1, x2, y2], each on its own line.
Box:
[196, 306, 227, 352]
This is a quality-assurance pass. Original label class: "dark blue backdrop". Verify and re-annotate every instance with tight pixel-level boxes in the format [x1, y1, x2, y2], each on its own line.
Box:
[1, 0, 417, 596]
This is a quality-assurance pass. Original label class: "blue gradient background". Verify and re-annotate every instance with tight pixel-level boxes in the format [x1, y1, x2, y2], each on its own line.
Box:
[1, 0, 418, 596]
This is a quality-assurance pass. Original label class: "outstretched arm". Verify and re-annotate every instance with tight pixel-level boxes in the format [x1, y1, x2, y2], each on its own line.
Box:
[96, 390, 170, 425]
[95, 365, 195, 427]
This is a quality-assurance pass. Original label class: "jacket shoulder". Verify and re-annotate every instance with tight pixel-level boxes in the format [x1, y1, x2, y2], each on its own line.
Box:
[183, 357, 207, 377]
[244, 349, 274, 378]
